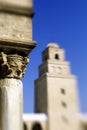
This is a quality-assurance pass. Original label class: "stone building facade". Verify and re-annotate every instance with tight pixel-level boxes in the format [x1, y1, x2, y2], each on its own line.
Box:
[23, 43, 87, 130]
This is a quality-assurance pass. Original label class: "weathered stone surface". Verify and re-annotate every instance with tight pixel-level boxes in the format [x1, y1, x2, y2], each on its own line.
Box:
[0, 13, 32, 42]
[0, 78, 23, 130]
[0, 0, 35, 130]
[0, 52, 29, 79]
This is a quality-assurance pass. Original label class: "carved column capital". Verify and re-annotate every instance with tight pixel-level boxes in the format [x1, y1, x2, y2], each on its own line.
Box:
[0, 52, 29, 79]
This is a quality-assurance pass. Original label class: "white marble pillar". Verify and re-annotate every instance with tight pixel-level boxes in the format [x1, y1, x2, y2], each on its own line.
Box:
[0, 53, 29, 130]
[0, 79, 23, 130]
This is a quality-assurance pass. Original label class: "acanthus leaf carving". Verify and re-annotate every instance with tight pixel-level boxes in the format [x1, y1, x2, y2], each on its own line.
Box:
[0, 52, 29, 79]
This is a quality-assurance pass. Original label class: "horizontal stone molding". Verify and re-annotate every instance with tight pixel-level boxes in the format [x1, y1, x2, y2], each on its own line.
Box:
[0, 38, 36, 55]
[0, 2, 34, 16]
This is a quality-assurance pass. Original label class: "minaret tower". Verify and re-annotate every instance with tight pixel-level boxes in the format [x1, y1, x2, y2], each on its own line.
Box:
[35, 43, 79, 130]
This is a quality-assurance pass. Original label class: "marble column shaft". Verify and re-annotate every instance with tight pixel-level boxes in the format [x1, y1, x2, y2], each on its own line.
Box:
[0, 52, 29, 130]
[0, 79, 23, 130]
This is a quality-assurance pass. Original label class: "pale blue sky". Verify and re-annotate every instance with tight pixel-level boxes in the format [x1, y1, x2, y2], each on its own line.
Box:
[22, 0, 87, 113]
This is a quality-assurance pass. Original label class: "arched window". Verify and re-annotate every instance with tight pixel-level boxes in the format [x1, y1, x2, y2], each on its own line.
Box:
[55, 54, 59, 59]
[32, 123, 42, 130]
[24, 123, 27, 130]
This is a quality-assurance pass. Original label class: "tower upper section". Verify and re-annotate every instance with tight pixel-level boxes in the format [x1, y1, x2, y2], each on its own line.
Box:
[39, 43, 71, 77]
[42, 43, 65, 63]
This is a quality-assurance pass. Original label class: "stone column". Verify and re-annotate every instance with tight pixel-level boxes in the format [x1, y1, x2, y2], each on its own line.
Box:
[0, 79, 23, 130]
[0, 52, 29, 130]
[0, 0, 36, 130]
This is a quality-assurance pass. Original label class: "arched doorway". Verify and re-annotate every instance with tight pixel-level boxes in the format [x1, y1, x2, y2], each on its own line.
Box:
[24, 123, 27, 130]
[32, 123, 42, 130]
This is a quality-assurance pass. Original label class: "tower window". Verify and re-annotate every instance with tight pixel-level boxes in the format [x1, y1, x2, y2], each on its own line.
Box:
[55, 54, 59, 59]
[61, 101, 67, 108]
[61, 88, 65, 94]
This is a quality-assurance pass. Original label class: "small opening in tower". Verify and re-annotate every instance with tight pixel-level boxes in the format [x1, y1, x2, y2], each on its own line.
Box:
[61, 88, 65, 94]
[55, 54, 59, 59]
[61, 101, 67, 108]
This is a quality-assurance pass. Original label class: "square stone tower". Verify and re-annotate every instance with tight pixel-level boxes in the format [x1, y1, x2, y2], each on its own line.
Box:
[35, 43, 79, 130]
